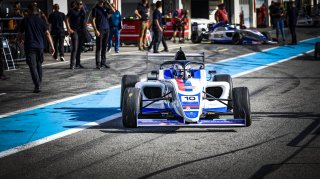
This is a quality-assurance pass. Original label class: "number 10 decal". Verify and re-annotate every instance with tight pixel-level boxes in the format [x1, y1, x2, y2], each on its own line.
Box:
[181, 96, 199, 102]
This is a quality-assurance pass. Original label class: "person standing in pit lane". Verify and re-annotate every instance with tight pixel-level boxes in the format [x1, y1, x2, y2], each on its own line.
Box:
[18, 3, 55, 93]
[48, 4, 67, 62]
[135, 0, 150, 51]
[287, 0, 298, 45]
[152, 1, 163, 53]
[92, 0, 115, 70]
[66, 0, 86, 69]
[0, 58, 8, 80]
[107, 3, 122, 53]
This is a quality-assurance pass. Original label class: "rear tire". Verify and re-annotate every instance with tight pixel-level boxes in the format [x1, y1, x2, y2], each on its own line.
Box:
[232, 32, 243, 45]
[261, 31, 272, 41]
[315, 42, 320, 60]
[213, 74, 233, 110]
[232, 87, 251, 126]
[122, 88, 142, 128]
[121, 75, 140, 110]
[191, 32, 202, 43]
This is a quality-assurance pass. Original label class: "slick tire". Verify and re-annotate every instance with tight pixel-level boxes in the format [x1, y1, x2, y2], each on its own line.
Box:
[315, 42, 320, 60]
[232, 87, 251, 127]
[191, 33, 202, 43]
[122, 88, 142, 128]
[213, 74, 233, 110]
[232, 32, 243, 45]
[120, 75, 140, 110]
[261, 31, 272, 41]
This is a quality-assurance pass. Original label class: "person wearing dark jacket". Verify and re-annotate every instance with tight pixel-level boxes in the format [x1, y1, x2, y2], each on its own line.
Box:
[48, 4, 67, 61]
[92, 0, 115, 69]
[152, 1, 163, 53]
[0, 59, 8, 80]
[66, 0, 86, 69]
[18, 3, 55, 93]
[287, 1, 298, 45]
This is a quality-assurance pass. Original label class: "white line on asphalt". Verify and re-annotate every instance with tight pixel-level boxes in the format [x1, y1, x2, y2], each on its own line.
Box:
[0, 93, 6, 96]
[0, 37, 318, 159]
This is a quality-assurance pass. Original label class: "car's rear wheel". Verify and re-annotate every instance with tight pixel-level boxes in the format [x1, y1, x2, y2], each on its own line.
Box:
[213, 74, 233, 110]
[121, 75, 140, 110]
[232, 87, 251, 126]
[315, 42, 320, 60]
[122, 88, 142, 128]
[232, 32, 243, 45]
[261, 31, 272, 41]
[191, 32, 202, 43]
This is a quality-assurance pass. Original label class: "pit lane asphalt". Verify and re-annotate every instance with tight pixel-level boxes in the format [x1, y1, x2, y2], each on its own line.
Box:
[0, 27, 320, 178]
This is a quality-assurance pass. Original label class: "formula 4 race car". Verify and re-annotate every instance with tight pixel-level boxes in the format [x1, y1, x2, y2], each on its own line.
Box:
[120, 49, 252, 127]
[193, 23, 275, 45]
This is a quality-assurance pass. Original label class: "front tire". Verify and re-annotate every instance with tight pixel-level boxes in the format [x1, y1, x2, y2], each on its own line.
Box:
[213, 74, 233, 110]
[232, 87, 251, 126]
[122, 88, 142, 128]
[121, 75, 140, 110]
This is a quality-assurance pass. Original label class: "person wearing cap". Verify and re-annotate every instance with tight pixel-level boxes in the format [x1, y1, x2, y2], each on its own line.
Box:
[48, 4, 67, 61]
[92, 0, 115, 70]
[66, 0, 86, 69]
[18, 3, 55, 93]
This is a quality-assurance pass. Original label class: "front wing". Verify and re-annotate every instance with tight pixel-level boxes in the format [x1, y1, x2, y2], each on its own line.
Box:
[137, 118, 246, 127]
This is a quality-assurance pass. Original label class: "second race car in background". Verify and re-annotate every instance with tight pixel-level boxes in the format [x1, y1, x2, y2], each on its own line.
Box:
[192, 22, 275, 45]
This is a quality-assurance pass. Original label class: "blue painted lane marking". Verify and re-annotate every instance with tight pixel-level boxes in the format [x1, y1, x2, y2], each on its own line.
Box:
[0, 37, 319, 154]
[206, 39, 319, 75]
[0, 88, 120, 152]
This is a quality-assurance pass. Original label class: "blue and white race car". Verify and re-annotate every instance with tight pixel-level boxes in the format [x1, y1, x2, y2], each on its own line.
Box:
[120, 49, 252, 127]
[193, 23, 275, 45]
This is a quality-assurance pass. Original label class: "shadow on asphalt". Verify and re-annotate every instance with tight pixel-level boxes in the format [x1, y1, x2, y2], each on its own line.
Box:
[249, 112, 320, 179]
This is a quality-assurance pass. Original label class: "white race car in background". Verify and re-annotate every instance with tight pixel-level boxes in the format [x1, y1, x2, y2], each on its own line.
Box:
[120, 49, 252, 127]
[208, 24, 275, 45]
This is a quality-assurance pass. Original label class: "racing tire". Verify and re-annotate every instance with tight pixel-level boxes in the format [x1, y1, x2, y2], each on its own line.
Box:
[121, 75, 140, 110]
[315, 42, 320, 60]
[232, 32, 243, 45]
[191, 33, 202, 43]
[232, 87, 251, 127]
[261, 31, 272, 41]
[213, 74, 233, 110]
[122, 88, 142, 128]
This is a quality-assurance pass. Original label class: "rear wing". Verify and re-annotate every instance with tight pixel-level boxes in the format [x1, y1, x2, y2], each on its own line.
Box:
[146, 52, 205, 63]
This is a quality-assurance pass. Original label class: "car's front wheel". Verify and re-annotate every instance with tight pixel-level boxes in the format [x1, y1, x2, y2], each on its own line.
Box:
[120, 75, 140, 110]
[232, 87, 251, 126]
[122, 88, 142, 128]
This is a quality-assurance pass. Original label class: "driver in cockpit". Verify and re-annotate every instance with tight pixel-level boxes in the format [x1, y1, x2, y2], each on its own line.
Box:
[173, 64, 192, 79]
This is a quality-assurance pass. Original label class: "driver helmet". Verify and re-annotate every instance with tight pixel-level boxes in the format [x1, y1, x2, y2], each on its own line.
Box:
[185, 64, 192, 78]
[173, 64, 184, 78]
